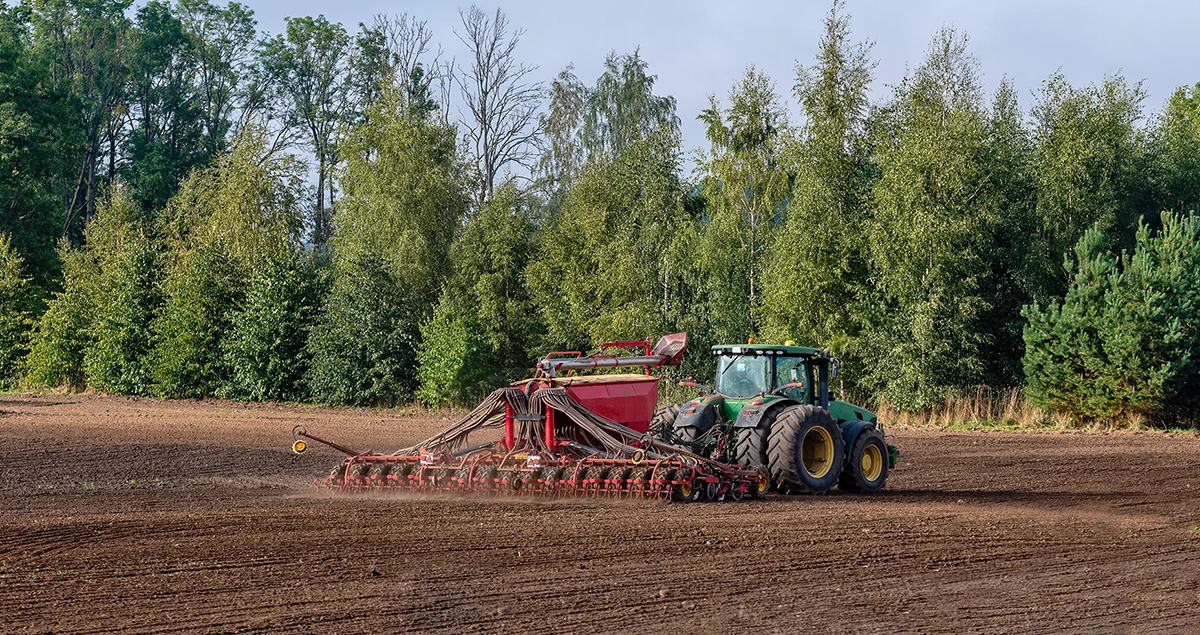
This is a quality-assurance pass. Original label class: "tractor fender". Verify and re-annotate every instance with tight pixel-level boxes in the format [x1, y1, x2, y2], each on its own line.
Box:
[673, 398, 720, 433]
[733, 398, 798, 429]
[838, 420, 877, 464]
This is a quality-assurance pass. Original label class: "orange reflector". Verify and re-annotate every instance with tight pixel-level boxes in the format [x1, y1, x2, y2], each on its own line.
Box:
[292, 440, 306, 454]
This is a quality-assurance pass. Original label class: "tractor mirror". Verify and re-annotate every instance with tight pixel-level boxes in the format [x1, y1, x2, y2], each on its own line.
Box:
[830, 359, 840, 379]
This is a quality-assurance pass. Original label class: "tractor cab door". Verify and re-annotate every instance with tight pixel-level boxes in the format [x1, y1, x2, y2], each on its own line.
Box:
[773, 356, 811, 403]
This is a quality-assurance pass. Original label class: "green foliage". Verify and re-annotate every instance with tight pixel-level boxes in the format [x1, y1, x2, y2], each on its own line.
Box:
[583, 50, 680, 158]
[31, 0, 135, 241]
[1024, 213, 1200, 421]
[1150, 82, 1200, 215]
[259, 14, 352, 245]
[149, 126, 305, 398]
[148, 240, 238, 397]
[220, 252, 325, 402]
[81, 186, 161, 394]
[1032, 73, 1148, 277]
[307, 87, 466, 406]
[306, 253, 420, 407]
[528, 132, 692, 353]
[23, 245, 96, 389]
[536, 51, 679, 203]
[762, 2, 874, 380]
[861, 29, 1016, 409]
[0, 232, 34, 386]
[174, 0, 258, 156]
[417, 183, 543, 406]
[123, 1, 209, 213]
[415, 292, 495, 407]
[697, 67, 790, 344]
[0, 5, 80, 289]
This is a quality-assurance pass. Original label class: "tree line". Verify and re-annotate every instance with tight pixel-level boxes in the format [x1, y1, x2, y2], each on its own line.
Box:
[1, 0, 1198, 425]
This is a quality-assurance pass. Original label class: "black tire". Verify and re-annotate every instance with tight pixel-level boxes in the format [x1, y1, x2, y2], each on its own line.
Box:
[839, 429, 889, 493]
[650, 403, 682, 440]
[767, 405, 844, 494]
[367, 463, 390, 483]
[583, 466, 608, 495]
[675, 425, 702, 450]
[733, 405, 786, 471]
[627, 467, 650, 495]
[453, 465, 474, 490]
[559, 467, 578, 493]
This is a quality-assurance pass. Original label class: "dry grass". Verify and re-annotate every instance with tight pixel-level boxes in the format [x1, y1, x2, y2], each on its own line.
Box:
[870, 387, 1199, 431]
[873, 386, 1072, 431]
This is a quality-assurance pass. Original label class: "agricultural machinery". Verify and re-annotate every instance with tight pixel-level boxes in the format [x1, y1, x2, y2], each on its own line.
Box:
[291, 333, 895, 501]
[653, 341, 897, 494]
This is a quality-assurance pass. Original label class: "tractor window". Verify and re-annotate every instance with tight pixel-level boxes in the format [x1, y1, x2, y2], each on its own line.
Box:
[716, 355, 770, 398]
[774, 357, 809, 402]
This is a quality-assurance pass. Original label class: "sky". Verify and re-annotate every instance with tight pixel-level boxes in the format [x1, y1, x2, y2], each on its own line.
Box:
[243, 0, 1200, 162]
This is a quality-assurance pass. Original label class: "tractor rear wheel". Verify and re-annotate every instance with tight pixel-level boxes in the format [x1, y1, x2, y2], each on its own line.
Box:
[650, 403, 682, 441]
[839, 429, 889, 493]
[767, 405, 844, 494]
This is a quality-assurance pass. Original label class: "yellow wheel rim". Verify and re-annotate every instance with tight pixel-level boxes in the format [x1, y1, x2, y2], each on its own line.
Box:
[801, 426, 834, 479]
[679, 480, 692, 498]
[756, 470, 769, 493]
[861, 443, 884, 482]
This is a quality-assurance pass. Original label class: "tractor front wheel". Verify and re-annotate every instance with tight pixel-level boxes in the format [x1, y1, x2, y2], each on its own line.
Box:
[839, 429, 889, 493]
[734, 405, 786, 473]
[767, 405, 844, 494]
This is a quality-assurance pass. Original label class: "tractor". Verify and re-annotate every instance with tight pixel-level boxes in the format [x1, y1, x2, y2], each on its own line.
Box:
[651, 341, 898, 494]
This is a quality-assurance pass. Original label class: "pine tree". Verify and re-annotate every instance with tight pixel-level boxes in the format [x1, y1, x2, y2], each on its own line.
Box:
[1024, 212, 1200, 421]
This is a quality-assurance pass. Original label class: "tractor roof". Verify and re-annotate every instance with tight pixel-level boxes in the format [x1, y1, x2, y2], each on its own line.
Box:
[712, 344, 822, 356]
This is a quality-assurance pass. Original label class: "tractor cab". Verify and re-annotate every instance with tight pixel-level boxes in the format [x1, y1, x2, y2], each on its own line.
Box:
[709, 343, 837, 418]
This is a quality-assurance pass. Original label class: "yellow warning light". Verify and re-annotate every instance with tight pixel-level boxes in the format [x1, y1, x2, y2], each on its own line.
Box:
[747, 337, 756, 344]
[292, 440, 307, 454]
[784, 340, 795, 346]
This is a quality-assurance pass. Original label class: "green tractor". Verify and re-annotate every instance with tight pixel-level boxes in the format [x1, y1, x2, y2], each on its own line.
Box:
[652, 342, 898, 494]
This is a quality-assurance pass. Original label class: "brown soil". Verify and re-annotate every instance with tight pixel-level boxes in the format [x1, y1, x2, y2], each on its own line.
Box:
[2, 394, 1198, 634]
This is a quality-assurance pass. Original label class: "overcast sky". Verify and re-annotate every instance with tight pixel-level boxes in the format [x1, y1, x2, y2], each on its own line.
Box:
[244, 0, 1199, 160]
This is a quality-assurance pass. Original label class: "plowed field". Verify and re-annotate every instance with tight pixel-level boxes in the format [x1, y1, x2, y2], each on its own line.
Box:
[2, 394, 1198, 633]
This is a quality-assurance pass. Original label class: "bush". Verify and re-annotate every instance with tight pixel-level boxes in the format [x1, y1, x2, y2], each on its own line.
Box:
[82, 187, 161, 394]
[1023, 212, 1200, 422]
[416, 183, 544, 406]
[415, 291, 496, 406]
[148, 242, 240, 398]
[23, 246, 96, 389]
[220, 253, 325, 402]
[306, 254, 422, 406]
[0, 232, 34, 387]
[148, 127, 306, 398]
